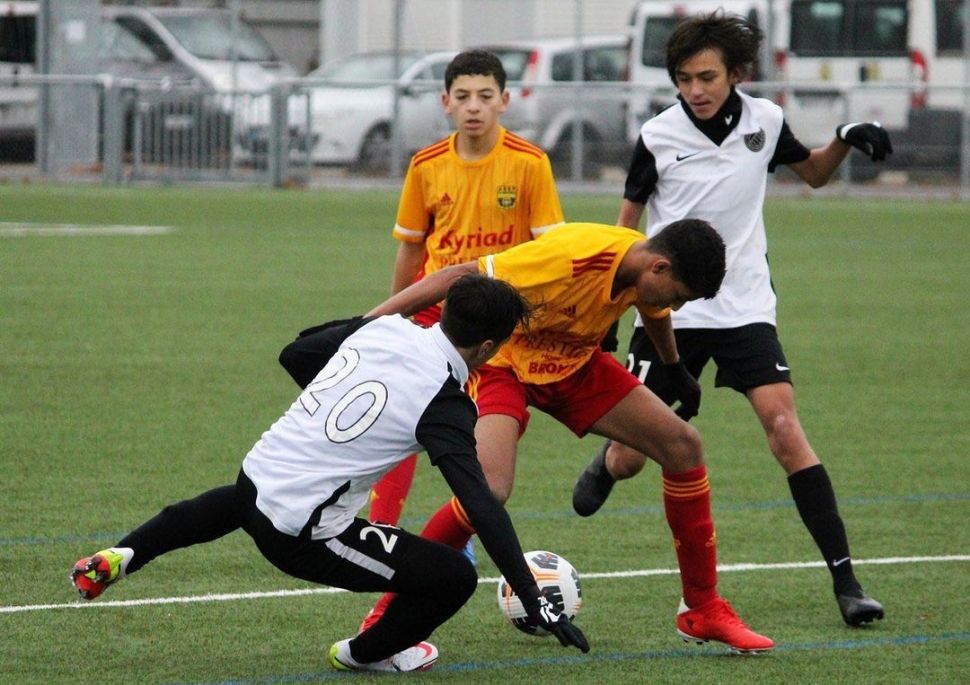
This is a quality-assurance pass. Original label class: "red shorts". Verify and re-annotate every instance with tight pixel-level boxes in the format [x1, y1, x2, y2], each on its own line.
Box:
[468, 349, 641, 437]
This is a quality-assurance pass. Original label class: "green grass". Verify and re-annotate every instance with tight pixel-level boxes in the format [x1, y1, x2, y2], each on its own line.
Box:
[1, 184, 968, 684]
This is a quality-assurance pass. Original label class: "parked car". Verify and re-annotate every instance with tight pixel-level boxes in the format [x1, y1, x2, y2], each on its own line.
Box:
[102, 5, 297, 97]
[1, 2, 292, 162]
[477, 35, 630, 177]
[250, 50, 456, 170]
[0, 1, 38, 158]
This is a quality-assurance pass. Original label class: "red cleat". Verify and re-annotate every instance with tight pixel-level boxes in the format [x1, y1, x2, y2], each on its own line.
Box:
[676, 597, 774, 653]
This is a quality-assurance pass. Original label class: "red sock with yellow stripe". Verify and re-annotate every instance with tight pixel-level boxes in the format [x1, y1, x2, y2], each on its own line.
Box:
[663, 466, 718, 608]
[368, 454, 417, 524]
[358, 496, 475, 633]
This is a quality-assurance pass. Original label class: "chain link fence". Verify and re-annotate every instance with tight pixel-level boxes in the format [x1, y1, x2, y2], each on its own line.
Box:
[2, 73, 969, 195]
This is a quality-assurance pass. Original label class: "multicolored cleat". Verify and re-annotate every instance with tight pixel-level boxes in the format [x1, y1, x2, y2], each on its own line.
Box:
[71, 549, 128, 600]
[328, 638, 438, 672]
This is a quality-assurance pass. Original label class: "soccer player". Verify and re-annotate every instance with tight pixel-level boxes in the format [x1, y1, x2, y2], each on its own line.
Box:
[570, 11, 888, 627]
[71, 275, 589, 672]
[300, 218, 775, 653]
[370, 49, 564, 538]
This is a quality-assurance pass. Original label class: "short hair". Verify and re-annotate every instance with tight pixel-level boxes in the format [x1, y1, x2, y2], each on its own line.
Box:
[665, 10, 763, 84]
[648, 218, 726, 300]
[441, 273, 531, 347]
[445, 49, 507, 92]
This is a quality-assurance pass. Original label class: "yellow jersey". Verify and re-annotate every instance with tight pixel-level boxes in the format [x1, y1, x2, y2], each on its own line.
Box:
[478, 223, 668, 385]
[392, 127, 564, 279]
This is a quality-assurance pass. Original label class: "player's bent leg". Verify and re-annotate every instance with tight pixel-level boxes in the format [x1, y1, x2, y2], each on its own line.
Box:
[749, 384, 884, 626]
[590, 385, 702, 473]
[71, 484, 241, 599]
[350, 533, 477, 666]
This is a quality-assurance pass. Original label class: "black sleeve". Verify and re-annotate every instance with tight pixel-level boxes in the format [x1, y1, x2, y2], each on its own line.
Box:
[417, 384, 542, 614]
[278, 315, 371, 389]
[623, 136, 659, 204]
[768, 120, 811, 172]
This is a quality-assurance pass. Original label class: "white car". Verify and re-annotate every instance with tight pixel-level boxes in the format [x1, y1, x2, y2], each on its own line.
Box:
[281, 50, 457, 169]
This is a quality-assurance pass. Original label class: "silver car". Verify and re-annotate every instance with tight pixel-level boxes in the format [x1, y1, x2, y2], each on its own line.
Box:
[286, 50, 457, 170]
[479, 35, 630, 177]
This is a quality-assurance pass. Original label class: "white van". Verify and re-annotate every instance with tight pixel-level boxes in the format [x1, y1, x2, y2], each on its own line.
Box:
[625, 1, 964, 149]
[102, 6, 297, 95]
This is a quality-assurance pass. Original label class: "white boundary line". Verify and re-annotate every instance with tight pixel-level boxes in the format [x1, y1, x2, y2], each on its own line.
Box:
[0, 223, 174, 237]
[4, 554, 968, 615]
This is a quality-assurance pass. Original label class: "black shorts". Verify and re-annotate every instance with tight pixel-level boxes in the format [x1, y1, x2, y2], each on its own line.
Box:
[626, 322, 792, 404]
[236, 470, 475, 596]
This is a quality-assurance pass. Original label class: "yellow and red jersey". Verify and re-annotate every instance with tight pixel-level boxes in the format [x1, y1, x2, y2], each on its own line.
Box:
[392, 127, 563, 279]
[478, 223, 668, 385]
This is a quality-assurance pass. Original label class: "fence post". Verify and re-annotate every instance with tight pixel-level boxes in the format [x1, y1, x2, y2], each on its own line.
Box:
[268, 84, 287, 187]
[102, 77, 124, 186]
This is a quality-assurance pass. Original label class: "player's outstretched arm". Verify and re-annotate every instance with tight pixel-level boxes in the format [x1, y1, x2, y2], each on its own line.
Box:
[367, 262, 477, 318]
[790, 122, 893, 188]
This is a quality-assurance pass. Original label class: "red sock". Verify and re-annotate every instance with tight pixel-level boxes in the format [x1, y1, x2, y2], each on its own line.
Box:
[419, 496, 476, 548]
[663, 466, 718, 607]
[359, 497, 475, 633]
[368, 454, 417, 525]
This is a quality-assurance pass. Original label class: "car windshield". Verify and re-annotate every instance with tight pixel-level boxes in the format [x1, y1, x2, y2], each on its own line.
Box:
[311, 53, 424, 82]
[156, 14, 276, 61]
[100, 21, 157, 62]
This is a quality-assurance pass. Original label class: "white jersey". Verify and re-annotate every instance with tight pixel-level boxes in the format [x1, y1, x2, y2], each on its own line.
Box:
[635, 90, 785, 329]
[242, 316, 473, 540]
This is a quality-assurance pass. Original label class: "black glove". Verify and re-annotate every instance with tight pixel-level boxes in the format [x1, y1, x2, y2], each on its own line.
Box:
[529, 596, 590, 653]
[664, 360, 700, 421]
[600, 320, 620, 353]
[836, 122, 893, 162]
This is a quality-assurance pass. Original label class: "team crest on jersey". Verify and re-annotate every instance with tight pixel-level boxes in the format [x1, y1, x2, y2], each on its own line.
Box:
[497, 185, 517, 210]
[744, 129, 766, 152]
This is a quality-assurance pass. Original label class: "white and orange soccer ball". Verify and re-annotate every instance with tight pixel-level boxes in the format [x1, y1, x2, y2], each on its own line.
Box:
[496, 550, 583, 636]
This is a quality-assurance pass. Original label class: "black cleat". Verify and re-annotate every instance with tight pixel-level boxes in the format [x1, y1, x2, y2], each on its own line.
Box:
[572, 441, 616, 517]
[837, 590, 884, 626]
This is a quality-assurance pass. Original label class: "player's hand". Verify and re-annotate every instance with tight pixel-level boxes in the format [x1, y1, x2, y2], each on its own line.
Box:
[664, 360, 700, 421]
[836, 122, 893, 162]
[530, 596, 590, 653]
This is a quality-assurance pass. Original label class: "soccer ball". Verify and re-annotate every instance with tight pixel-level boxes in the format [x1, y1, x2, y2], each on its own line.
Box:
[496, 550, 582, 636]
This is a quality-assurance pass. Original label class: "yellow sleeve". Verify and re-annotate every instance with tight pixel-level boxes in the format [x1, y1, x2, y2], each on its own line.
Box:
[392, 159, 431, 244]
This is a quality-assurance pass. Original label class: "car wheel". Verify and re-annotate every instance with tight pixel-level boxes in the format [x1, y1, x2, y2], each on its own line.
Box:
[355, 124, 391, 174]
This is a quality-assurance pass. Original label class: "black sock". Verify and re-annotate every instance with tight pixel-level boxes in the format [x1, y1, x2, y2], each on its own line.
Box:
[787, 464, 860, 595]
[118, 484, 241, 575]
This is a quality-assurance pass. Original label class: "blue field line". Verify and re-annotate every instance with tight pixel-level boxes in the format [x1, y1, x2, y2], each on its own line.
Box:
[3, 491, 970, 547]
[182, 631, 970, 684]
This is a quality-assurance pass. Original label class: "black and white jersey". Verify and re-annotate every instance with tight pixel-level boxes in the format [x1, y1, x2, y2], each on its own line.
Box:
[628, 89, 809, 329]
[243, 315, 477, 540]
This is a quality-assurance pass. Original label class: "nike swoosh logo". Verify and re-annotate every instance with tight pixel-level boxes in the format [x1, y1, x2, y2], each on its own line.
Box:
[675, 151, 701, 161]
[775, 363, 790, 371]
[832, 557, 851, 567]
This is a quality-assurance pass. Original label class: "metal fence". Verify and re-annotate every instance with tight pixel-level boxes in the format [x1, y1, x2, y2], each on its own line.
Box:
[2, 73, 969, 196]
